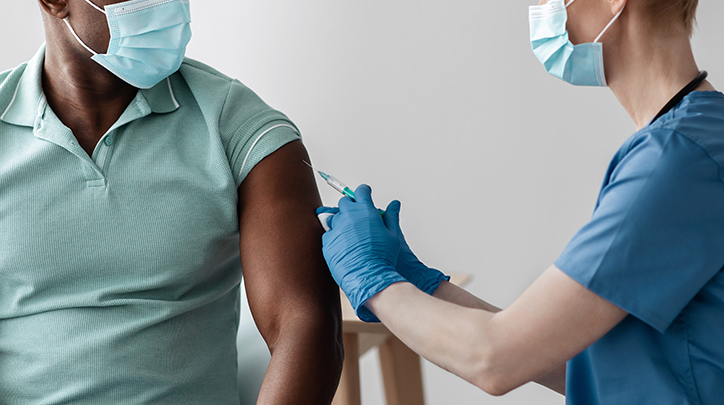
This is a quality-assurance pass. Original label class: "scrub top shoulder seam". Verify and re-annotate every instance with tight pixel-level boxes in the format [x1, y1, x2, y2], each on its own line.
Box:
[663, 128, 724, 188]
[567, 128, 724, 333]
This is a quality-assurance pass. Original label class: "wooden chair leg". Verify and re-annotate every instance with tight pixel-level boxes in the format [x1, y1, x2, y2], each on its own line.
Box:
[332, 333, 361, 405]
[379, 335, 425, 405]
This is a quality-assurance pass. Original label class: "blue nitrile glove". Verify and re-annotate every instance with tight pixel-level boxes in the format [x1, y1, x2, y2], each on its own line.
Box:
[320, 185, 406, 323]
[395, 229, 451, 295]
[316, 206, 338, 232]
[317, 207, 450, 296]
[317, 207, 450, 295]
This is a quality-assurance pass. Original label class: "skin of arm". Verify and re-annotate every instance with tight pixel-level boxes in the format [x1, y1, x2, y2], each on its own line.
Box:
[432, 281, 566, 394]
[238, 140, 344, 404]
[367, 266, 627, 396]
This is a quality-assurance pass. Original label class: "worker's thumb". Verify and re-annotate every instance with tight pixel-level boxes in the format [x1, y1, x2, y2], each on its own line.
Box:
[382, 200, 401, 230]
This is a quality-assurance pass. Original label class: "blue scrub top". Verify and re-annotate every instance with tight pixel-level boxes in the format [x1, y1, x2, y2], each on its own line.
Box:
[555, 91, 724, 405]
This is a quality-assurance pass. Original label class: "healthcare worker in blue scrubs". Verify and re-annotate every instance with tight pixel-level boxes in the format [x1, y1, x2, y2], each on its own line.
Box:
[319, 0, 724, 403]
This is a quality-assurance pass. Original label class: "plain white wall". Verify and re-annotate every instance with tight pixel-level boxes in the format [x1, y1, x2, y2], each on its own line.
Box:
[4, 1, 724, 404]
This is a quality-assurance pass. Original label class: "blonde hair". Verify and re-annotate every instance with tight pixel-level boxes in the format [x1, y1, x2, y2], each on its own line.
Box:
[640, 0, 699, 36]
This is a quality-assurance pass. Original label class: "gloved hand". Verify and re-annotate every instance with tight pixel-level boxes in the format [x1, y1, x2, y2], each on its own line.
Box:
[320, 185, 406, 322]
[395, 230, 450, 295]
[317, 202, 450, 298]
[316, 206, 338, 232]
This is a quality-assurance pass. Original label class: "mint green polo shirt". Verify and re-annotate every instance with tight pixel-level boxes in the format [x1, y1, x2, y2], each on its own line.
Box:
[0, 45, 300, 404]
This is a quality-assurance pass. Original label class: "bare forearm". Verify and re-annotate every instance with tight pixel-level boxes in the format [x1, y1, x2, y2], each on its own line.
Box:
[432, 280, 565, 394]
[432, 280, 501, 313]
[257, 315, 343, 404]
[366, 282, 503, 393]
[535, 363, 566, 395]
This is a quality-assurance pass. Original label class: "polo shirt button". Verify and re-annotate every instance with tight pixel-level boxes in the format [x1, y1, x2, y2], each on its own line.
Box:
[104, 136, 114, 146]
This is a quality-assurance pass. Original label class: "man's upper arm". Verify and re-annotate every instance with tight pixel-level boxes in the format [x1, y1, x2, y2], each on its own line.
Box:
[237, 139, 342, 348]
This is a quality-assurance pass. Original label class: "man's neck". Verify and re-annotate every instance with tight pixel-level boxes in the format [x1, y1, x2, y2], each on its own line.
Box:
[42, 37, 137, 154]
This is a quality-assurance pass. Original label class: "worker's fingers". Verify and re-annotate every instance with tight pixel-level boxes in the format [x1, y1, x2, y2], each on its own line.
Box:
[338, 195, 355, 211]
[316, 206, 340, 216]
[316, 206, 339, 232]
[382, 200, 401, 230]
[353, 184, 374, 204]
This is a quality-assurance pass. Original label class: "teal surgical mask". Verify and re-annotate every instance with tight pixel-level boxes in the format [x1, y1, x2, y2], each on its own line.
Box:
[529, 0, 625, 87]
[63, 0, 192, 89]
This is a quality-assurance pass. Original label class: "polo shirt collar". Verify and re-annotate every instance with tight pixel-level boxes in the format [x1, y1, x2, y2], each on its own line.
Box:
[141, 77, 181, 114]
[0, 45, 45, 127]
[0, 44, 180, 128]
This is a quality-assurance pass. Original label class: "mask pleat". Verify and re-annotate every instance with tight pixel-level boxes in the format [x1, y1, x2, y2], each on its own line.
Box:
[117, 24, 191, 49]
[109, 2, 191, 38]
[111, 48, 184, 71]
[528, 0, 616, 87]
[78, 0, 192, 89]
[543, 44, 574, 77]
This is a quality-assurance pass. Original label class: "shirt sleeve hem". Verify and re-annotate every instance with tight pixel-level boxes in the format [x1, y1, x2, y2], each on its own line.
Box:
[231, 125, 301, 187]
[555, 258, 672, 333]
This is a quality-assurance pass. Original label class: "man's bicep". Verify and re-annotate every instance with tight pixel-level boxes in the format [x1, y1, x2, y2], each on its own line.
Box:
[237, 140, 341, 345]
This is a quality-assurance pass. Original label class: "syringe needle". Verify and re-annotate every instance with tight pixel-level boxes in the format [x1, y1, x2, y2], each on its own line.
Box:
[301, 160, 385, 215]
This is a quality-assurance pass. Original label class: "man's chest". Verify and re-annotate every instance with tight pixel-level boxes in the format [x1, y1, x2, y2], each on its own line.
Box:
[0, 129, 241, 314]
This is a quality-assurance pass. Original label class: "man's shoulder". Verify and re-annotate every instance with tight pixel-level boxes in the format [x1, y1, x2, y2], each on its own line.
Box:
[0, 68, 12, 84]
[0, 62, 29, 122]
[0, 61, 28, 86]
[177, 58, 286, 134]
[178, 57, 270, 109]
[179, 57, 234, 84]
[179, 57, 257, 97]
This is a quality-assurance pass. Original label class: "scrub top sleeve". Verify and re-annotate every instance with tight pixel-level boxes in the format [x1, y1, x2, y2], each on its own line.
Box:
[555, 130, 724, 333]
[220, 80, 301, 187]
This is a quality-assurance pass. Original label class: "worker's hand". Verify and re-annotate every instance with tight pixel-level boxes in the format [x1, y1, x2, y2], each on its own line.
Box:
[315, 206, 338, 232]
[317, 204, 449, 296]
[321, 185, 406, 322]
[396, 230, 451, 295]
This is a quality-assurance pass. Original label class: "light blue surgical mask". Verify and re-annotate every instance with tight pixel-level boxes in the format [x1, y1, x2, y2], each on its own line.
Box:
[64, 0, 192, 89]
[529, 0, 625, 87]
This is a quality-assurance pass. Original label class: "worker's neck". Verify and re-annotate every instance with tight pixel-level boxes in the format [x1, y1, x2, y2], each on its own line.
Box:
[606, 29, 713, 131]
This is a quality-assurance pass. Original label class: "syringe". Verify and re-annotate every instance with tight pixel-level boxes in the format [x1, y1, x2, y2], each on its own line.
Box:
[304, 160, 386, 217]
[303, 160, 357, 201]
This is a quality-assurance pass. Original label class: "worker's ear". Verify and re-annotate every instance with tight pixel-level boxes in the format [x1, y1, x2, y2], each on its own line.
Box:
[38, 0, 71, 20]
[607, 0, 626, 16]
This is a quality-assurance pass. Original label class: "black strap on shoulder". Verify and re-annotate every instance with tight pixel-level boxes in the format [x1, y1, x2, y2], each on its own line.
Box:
[650, 71, 708, 124]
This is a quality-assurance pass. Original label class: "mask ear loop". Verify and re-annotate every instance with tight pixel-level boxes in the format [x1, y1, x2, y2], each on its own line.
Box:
[62, 0, 107, 56]
[594, 2, 626, 43]
[63, 18, 98, 56]
[83, 0, 107, 14]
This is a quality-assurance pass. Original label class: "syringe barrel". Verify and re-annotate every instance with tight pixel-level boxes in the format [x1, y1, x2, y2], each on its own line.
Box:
[326, 176, 349, 195]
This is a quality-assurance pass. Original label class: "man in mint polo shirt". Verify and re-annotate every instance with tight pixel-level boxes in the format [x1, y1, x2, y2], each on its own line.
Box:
[0, 0, 343, 403]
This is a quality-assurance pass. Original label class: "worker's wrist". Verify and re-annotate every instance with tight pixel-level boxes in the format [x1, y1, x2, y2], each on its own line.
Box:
[348, 266, 406, 323]
[363, 280, 415, 318]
